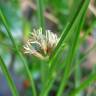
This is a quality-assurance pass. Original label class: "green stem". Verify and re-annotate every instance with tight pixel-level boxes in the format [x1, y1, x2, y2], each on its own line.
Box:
[0, 56, 19, 96]
[40, 0, 90, 96]
[70, 73, 96, 96]
[75, 52, 82, 96]
[18, 52, 37, 96]
[37, 0, 45, 32]
[36, 0, 46, 89]
[0, 9, 37, 96]
[57, 0, 90, 95]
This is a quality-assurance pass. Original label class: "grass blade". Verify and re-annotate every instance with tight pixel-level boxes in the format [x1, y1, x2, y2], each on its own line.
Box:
[57, 1, 90, 95]
[70, 73, 96, 96]
[40, 1, 90, 96]
[36, 0, 47, 88]
[0, 56, 19, 96]
[36, 0, 45, 32]
[48, 0, 83, 66]
[74, 52, 82, 96]
[0, 9, 37, 96]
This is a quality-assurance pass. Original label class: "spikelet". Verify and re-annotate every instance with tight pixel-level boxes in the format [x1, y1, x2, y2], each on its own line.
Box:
[23, 28, 59, 59]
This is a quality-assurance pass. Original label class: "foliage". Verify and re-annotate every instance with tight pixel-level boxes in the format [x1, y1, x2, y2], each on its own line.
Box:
[0, 0, 96, 96]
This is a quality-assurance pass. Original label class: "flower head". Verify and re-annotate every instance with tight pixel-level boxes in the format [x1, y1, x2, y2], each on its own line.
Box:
[23, 28, 59, 59]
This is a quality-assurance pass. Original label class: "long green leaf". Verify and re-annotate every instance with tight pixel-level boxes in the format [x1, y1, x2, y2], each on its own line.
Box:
[70, 73, 96, 96]
[57, 0, 90, 95]
[40, 1, 90, 96]
[0, 9, 37, 96]
[36, 0, 47, 88]
[74, 51, 82, 96]
[48, 0, 83, 67]
[47, 0, 89, 84]
[0, 56, 19, 96]
[36, 0, 45, 32]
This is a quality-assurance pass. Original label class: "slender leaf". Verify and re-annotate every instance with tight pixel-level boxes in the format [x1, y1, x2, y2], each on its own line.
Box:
[57, 1, 90, 95]
[36, 0, 45, 32]
[0, 56, 19, 96]
[74, 52, 82, 96]
[70, 73, 96, 96]
[40, 0, 90, 96]
[0, 9, 37, 96]
[36, 0, 47, 88]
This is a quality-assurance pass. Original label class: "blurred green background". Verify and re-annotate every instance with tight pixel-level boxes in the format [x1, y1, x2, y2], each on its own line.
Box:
[0, 0, 96, 96]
